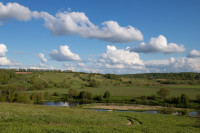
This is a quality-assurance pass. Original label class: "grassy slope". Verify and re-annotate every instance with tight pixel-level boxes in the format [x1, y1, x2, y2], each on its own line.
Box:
[4, 72, 200, 99]
[0, 103, 199, 133]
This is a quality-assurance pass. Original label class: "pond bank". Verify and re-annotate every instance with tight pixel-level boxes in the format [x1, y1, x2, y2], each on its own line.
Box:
[80, 103, 184, 111]
[81, 103, 200, 116]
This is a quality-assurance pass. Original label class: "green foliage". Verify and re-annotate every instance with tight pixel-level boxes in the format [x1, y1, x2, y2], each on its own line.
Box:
[15, 93, 32, 104]
[104, 74, 120, 80]
[30, 93, 44, 103]
[53, 91, 59, 96]
[88, 79, 100, 88]
[103, 90, 111, 99]
[122, 72, 200, 80]
[196, 94, 200, 103]
[78, 91, 92, 100]
[68, 88, 78, 98]
[0, 69, 16, 84]
[93, 95, 103, 102]
[30, 81, 48, 90]
[179, 94, 189, 107]
[157, 88, 170, 99]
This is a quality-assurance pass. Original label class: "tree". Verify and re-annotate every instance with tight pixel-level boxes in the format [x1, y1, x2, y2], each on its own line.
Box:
[78, 91, 92, 100]
[68, 88, 78, 98]
[88, 79, 100, 88]
[103, 90, 111, 99]
[156, 88, 170, 99]
[93, 95, 103, 102]
[196, 94, 200, 103]
[179, 94, 189, 107]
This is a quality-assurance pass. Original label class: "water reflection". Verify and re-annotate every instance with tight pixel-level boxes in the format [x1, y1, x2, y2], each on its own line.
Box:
[90, 109, 200, 117]
[42, 101, 79, 107]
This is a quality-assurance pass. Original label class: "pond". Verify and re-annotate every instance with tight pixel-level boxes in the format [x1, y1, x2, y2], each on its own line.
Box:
[42, 102, 199, 117]
[42, 101, 79, 107]
[90, 109, 200, 117]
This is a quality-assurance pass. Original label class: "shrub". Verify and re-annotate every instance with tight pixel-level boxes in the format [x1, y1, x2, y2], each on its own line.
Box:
[103, 91, 111, 99]
[196, 94, 200, 103]
[68, 88, 78, 98]
[53, 92, 59, 96]
[78, 91, 92, 100]
[157, 88, 170, 99]
[15, 93, 32, 104]
[93, 95, 103, 102]
[88, 79, 100, 88]
[31, 93, 43, 103]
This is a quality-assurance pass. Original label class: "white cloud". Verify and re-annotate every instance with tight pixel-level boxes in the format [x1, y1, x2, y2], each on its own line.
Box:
[77, 62, 86, 67]
[0, 43, 7, 57]
[0, 43, 20, 66]
[100, 45, 144, 69]
[131, 35, 185, 54]
[144, 57, 200, 73]
[34, 11, 143, 43]
[63, 63, 76, 71]
[0, 56, 12, 66]
[0, 2, 32, 24]
[0, 2, 143, 43]
[187, 50, 200, 58]
[49, 45, 81, 61]
[39, 63, 45, 67]
[38, 53, 47, 63]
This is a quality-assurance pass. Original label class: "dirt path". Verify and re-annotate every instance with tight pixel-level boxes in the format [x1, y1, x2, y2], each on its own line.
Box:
[126, 116, 142, 126]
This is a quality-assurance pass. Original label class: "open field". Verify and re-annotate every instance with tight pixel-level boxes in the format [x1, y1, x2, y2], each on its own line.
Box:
[27, 85, 200, 99]
[0, 103, 199, 133]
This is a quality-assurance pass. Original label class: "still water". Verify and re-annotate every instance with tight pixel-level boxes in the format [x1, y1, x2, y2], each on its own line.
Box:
[90, 109, 199, 117]
[42, 101, 79, 107]
[42, 101, 199, 117]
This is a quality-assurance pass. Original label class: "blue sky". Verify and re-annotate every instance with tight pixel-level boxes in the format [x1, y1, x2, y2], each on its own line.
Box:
[0, 0, 200, 73]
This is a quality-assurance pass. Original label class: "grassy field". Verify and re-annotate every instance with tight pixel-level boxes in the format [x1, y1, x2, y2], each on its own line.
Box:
[0, 71, 198, 99]
[27, 85, 200, 99]
[0, 102, 199, 133]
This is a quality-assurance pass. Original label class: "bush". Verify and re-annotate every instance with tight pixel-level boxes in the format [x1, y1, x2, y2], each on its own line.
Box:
[93, 95, 103, 102]
[196, 94, 200, 103]
[78, 91, 92, 100]
[15, 93, 32, 104]
[31, 93, 43, 103]
[179, 94, 189, 107]
[103, 91, 111, 99]
[157, 88, 170, 99]
[68, 88, 78, 98]
[53, 92, 59, 96]
[88, 79, 100, 88]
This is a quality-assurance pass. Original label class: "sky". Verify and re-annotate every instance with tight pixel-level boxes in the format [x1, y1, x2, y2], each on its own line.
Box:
[0, 0, 200, 74]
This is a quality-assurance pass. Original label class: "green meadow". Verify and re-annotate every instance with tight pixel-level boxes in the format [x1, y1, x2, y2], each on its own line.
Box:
[0, 70, 200, 132]
[0, 103, 199, 133]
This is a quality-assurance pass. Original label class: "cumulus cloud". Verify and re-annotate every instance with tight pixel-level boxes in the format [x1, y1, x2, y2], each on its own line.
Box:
[187, 50, 200, 58]
[38, 53, 47, 63]
[131, 35, 185, 54]
[63, 63, 76, 71]
[0, 57, 12, 66]
[168, 57, 200, 72]
[0, 43, 7, 57]
[100, 45, 144, 69]
[144, 57, 200, 73]
[0, 43, 20, 66]
[0, 2, 32, 24]
[0, 2, 143, 43]
[34, 11, 143, 43]
[49, 45, 81, 61]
